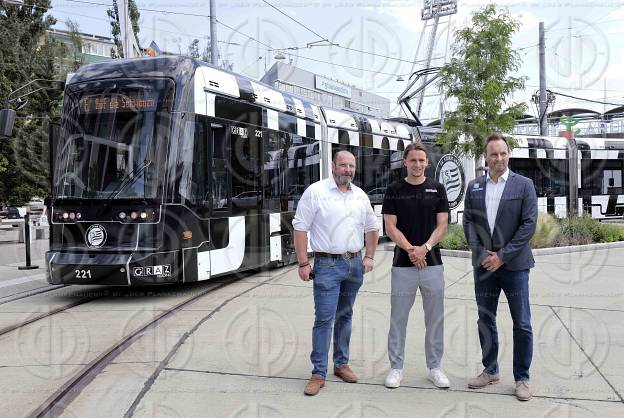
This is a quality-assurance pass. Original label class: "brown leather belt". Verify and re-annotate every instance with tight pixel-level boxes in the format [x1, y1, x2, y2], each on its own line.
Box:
[314, 251, 361, 260]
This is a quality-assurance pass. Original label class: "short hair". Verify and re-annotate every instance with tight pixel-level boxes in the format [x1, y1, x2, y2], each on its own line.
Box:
[332, 150, 355, 163]
[484, 133, 510, 153]
[403, 142, 428, 160]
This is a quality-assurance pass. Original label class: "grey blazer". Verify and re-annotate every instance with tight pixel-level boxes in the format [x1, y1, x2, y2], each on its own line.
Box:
[463, 170, 538, 271]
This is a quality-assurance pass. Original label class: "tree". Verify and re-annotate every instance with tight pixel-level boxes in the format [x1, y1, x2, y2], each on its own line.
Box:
[65, 18, 85, 71]
[107, 0, 140, 58]
[0, 0, 66, 205]
[188, 38, 213, 62]
[188, 38, 200, 59]
[436, 5, 527, 163]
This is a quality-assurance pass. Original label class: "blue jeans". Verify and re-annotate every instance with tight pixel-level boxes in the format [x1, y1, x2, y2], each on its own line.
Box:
[474, 267, 533, 382]
[311, 256, 364, 378]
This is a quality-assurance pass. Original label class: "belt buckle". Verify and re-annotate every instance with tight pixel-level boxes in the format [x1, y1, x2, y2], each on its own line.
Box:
[343, 252, 353, 259]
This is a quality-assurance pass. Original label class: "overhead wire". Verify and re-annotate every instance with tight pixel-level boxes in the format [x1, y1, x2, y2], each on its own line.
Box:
[260, 0, 429, 68]
[261, 0, 327, 42]
[548, 90, 624, 107]
[61, 0, 213, 18]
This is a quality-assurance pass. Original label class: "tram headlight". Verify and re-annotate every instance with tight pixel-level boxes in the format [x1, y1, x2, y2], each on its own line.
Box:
[62, 212, 69, 220]
[118, 211, 127, 220]
[140, 211, 147, 220]
[130, 211, 138, 220]
[76, 212, 82, 220]
[69, 212, 76, 220]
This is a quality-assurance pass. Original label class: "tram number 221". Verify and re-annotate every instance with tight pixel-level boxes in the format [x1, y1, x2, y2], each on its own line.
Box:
[75, 269, 92, 279]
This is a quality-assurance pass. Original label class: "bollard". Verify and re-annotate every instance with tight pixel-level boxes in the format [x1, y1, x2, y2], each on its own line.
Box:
[18, 213, 39, 270]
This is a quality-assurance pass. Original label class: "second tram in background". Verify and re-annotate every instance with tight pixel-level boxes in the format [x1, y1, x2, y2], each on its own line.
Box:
[508, 135, 624, 219]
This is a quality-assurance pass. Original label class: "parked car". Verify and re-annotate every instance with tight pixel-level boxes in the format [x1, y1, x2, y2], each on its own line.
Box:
[28, 198, 45, 212]
[6, 207, 25, 219]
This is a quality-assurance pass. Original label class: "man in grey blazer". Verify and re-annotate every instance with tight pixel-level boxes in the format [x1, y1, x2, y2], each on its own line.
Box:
[463, 133, 538, 401]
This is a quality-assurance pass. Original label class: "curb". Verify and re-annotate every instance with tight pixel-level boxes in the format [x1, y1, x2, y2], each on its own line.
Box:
[441, 240, 624, 258]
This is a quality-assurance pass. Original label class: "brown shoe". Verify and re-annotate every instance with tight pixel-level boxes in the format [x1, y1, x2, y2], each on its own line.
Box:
[304, 374, 325, 396]
[515, 381, 532, 401]
[334, 364, 358, 383]
[467, 371, 500, 389]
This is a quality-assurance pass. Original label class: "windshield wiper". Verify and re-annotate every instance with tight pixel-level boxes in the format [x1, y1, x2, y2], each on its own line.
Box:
[105, 159, 153, 201]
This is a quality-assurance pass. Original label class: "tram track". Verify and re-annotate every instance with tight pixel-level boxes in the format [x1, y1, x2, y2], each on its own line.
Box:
[28, 266, 294, 418]
[0, 292, 108, 338]
[0, 284, 66, 306]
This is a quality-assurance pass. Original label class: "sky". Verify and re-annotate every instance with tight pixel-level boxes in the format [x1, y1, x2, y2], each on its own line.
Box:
[47, 0, 624, 122]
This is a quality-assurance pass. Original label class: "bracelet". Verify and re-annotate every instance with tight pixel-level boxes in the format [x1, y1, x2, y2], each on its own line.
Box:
[298, 262, 310, 268]
[364, 255, 374, 261]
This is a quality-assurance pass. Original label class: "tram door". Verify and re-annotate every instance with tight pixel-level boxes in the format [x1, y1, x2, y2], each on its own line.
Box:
[229, 123, 266, 269]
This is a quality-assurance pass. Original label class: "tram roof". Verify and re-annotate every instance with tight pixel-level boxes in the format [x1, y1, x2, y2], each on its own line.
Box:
[66, 56, 197, 85]
[66, 56, 416, 139]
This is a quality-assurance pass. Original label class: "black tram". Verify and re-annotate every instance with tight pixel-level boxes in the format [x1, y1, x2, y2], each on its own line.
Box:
[27, 56, 466, 286]
[508, 135, 624, 219]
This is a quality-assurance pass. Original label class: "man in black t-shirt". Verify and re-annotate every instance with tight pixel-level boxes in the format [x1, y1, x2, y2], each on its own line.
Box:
[381, 143, 450, 390]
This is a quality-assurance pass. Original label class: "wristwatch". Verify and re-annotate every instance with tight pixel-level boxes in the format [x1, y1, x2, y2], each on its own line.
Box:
[424, 242, 432, 252]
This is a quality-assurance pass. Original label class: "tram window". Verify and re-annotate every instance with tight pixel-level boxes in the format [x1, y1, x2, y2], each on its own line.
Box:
[214, 96, 261, 126]
[58, 78, 172, 200]
[361, 148, 391, 204]
[509, 158, 567, 197]
[230, 126, 261, 214]
[278, 114, 297, 134]
[263, 130, 287, 211]
[589, 159, 624, 195]
[190, 116, 209, 208]
[175, 118, 207, 209]
[210, 123, 229, 211]
[286, 136, 319, 210]
[389, 151, 405, 184]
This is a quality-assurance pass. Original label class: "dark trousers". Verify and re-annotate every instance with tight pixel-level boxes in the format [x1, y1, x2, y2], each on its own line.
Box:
[474, 267, 533, 381]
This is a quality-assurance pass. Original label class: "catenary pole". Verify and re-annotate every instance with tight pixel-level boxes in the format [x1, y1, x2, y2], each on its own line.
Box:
[210, 0, 218, 65]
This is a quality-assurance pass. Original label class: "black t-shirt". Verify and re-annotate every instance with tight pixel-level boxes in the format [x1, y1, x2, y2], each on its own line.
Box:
[381, 178, 449, 267]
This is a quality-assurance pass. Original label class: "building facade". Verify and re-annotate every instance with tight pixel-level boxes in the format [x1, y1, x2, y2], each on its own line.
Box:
[46, 28, 115, 64]
[261, 62, 390, 118]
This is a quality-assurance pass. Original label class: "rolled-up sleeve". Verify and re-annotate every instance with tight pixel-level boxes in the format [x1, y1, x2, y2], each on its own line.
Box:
[363, 196, 379, 233]
[292, 187, 316, 232]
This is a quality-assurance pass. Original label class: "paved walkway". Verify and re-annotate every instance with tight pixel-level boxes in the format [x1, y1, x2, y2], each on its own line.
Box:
[129, 246, 624, 417]
[1, 241, 623, 417]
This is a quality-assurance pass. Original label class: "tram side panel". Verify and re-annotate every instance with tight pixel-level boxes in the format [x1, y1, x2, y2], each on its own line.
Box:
[183, 79, 322, 281]
[508, 137, 624, 220]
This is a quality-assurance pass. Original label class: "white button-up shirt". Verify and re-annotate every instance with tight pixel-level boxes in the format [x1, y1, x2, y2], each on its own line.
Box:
[292, 176, 378, 253]
[485, 169, 509, 234]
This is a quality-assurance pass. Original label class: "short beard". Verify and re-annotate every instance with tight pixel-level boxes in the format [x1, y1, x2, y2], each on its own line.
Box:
[333, 173, 352, 186]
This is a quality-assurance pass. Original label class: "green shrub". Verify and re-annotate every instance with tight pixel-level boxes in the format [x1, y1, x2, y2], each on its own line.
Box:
[440, 223, 469, 250]
[531, 212, 560, 248]
[553, 215, 624, 246]
[598, 223, 624, 242]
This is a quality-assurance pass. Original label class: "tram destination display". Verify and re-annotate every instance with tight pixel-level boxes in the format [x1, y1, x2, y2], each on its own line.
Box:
[78, 92, 158, 113]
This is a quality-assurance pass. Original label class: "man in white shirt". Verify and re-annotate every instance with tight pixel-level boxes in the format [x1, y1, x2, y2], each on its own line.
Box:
[293, 150, 379, 396]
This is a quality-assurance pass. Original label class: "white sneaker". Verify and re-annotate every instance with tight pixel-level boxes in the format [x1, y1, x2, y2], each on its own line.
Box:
[428, 368, 450, 388]
[385, 368, 403, 388]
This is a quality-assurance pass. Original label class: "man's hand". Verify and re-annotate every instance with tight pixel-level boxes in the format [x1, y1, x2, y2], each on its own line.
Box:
[414, 258, 427, 269]
[298, 264, 313, 281]
[481, 251, 504, 272]
[408, 245, 428, 262]
[363, 256, 374, 273]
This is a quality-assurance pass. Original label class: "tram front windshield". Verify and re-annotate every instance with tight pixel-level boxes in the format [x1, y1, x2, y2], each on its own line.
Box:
[55, 78, 173, 200]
